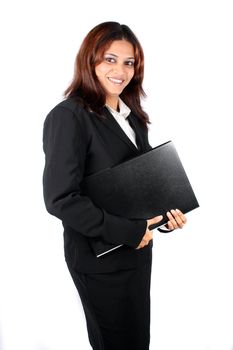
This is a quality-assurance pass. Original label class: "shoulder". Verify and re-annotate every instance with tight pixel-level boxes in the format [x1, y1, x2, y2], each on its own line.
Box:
[43, 98, 98, 148]
[43, 97, 97, 132]
[46, 97, 88, 119]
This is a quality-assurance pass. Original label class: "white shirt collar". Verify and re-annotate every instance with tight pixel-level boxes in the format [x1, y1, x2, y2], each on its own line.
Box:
[106, 98, 131, 119]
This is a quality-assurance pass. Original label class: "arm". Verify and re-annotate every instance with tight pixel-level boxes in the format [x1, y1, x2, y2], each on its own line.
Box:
[42, 105, 147, 248]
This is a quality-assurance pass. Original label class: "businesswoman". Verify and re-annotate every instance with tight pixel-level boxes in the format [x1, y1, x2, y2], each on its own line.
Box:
[42, 22, 187, 350]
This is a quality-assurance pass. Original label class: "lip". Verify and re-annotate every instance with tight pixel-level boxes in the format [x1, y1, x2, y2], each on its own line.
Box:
[107, 77, 125, 85]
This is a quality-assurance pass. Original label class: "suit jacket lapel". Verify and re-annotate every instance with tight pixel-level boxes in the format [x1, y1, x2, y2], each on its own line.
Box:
[126, 112, 145, 152]
[102, 108, 140, 155]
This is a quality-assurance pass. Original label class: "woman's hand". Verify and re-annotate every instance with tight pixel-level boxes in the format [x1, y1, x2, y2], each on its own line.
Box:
[165, 209, 187, 230]
[136, 215, 163, 250]
[136, 209, 187, 250]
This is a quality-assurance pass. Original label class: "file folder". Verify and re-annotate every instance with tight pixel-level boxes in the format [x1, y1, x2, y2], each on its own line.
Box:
[82, 141, 199, 257]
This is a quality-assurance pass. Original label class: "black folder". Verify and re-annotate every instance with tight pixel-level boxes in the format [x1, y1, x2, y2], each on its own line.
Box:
[82, 141, 199, 257]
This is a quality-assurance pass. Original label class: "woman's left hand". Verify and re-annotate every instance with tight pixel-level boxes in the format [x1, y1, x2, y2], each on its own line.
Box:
[165, 209, 187, 230]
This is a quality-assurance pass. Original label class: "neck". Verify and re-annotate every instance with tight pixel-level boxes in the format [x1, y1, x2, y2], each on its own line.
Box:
[106, 96, 119, 111]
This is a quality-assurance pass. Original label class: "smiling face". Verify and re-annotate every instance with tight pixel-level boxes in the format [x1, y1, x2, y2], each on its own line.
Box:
[95, 40, 135, 109]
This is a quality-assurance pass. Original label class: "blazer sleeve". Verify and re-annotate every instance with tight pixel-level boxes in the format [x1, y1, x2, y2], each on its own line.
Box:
[42, 105, 147, 248]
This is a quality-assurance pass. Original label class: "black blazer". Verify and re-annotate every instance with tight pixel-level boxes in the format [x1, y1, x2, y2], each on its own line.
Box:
[43, 98, 153, 273]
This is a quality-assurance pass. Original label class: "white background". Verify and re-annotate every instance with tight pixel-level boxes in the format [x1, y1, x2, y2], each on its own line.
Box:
[0, 0, 233, 349]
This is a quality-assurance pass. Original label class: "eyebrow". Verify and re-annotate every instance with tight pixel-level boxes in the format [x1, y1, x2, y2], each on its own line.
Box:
[105, 53, 135, 60]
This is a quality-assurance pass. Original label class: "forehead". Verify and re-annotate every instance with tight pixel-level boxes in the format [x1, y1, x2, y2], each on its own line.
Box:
[105, 40, 134, 57]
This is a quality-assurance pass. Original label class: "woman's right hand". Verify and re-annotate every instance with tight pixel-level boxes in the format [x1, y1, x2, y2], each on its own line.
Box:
[136, 215, 163, 250]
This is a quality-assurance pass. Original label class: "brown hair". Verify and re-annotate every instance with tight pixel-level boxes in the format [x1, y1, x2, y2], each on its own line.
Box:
[65, 21, 150, 127]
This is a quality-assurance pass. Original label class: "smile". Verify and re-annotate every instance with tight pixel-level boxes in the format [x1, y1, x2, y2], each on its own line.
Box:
[107, 77, 124, 85]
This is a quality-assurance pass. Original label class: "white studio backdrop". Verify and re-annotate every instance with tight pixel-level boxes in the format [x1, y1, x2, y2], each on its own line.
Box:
[0, 0, 232, 349]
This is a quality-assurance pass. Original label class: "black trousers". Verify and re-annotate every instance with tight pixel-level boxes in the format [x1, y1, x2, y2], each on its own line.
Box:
[68, 261, 152, 350]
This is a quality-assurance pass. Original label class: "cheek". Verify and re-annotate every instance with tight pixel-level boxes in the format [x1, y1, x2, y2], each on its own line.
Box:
[128, 69, 135, 81]
[95, 63, 108, 79]
[95, 66, 101, 79]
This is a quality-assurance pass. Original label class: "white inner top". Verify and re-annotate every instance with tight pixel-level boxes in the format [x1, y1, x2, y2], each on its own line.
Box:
[106, 98, 138, 148]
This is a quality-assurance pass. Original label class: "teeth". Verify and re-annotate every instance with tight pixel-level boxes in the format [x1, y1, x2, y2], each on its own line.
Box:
[108, 77, 124, 84]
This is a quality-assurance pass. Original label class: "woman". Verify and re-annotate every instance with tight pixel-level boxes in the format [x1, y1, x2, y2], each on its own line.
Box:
[42, 21, 187, 350]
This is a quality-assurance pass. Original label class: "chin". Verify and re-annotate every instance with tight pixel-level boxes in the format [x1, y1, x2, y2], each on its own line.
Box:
[109, 88, 124, 95]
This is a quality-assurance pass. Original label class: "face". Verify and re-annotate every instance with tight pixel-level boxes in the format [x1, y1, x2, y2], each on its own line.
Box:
[95, 40, 135, 106]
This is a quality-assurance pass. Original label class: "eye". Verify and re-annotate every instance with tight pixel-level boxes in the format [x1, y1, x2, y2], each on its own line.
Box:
[125, 60, 135, 67]
[104, 57, 116, 63]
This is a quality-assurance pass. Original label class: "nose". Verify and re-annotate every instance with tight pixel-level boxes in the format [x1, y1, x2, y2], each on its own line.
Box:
[113, 62, 126, 75]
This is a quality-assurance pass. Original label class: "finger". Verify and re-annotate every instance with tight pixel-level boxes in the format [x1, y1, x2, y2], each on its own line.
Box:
[146, 231, 153, 240]
[136, 242, 143, 249]
[171, 209, 184, 228]
[136, 239, 149, 250]
[136, 241, 147, 249]
[166, 220, 174, 230]
[151, 215, 163, 225]
[166, 211, 178, 229]
[143, 236, 150, 245]
[148, 215, 163, 231]
[169, 209, 187, 229]
[175, 209, 187, 224]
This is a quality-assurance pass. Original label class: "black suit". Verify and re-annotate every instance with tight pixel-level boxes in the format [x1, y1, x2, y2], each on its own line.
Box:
[42, 97, 153, 349]
[43, 97, 153, 273]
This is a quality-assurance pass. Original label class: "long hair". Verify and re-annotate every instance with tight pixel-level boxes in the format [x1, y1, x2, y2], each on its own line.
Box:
[64, 21, 150, 127]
